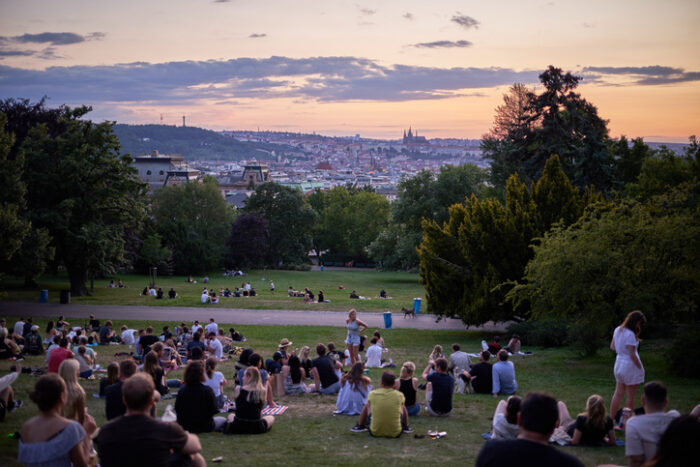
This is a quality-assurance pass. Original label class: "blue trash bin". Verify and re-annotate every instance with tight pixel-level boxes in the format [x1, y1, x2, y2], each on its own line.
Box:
[383, 311, 392, 329]
[39, 289, 48, 303]
[413, 298, 422, 314]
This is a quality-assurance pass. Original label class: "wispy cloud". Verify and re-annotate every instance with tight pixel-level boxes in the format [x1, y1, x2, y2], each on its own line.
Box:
[451, 13, 480, 30]
[412, 40, 472, 49]
[357, 6, 376, 16]
[582, 66, 700, 85]
[403, 12, 414, 20]
[249, 33, 267, 39]
[0, 31, 105, 60]
[0, 56, 540, 106]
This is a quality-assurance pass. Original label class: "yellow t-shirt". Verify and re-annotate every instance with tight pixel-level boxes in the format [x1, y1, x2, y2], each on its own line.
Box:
[368, 388, 404, 437]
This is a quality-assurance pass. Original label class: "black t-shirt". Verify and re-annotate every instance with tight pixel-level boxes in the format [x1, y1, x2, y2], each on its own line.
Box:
[426, 372, 454, 414]
[175, 383, 218, 433]
[399, 378, 416, 406]
[96, 414, 188, 467]
[476, 439, 584, 467]
[149, 367, 169, 395]
[139, 334, 159, 354]
[265, 359, 282, 374]
[571, 415, 614, 445]
[470, 362, 493, 394]
[99, 326, 112, 344]
[234, 388, 263, 421]
[105, 381, 126, 420]
[312, 355, 339, 388]
[89, 319, 100, 330]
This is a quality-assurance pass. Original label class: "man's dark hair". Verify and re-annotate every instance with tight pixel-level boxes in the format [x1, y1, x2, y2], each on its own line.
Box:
[273, 351, 282, 362]
[381, 370, 396, 387]
[327, 342, 336, 351]
[190, 347, 203, 360]
[146, 326, 153, 334]
[122, 373, 155, 411]
[498, 349, 509, 361]
[506, 396, 522, 424]
[644, 381, 667, 408]
[59, 337, 68, 348]
[184, 360, 205, 385]
[120, 358, 138, 379]
[316, 343, 327, 356]
[452, 343, 460, 352]
[193, 332, 201, 341]
[370, 337, 378, 344]
[481, 350, 490, 361]
[248, 353, 262, 368]
[520, 392, 558, 435]
[434, 357, 448, 372]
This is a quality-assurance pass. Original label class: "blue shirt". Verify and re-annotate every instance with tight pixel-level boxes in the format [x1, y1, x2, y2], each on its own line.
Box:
[492, 361, 517, 395]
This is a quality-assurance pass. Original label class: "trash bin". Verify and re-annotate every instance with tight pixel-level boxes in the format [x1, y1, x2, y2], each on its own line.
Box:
[60, 290, 71, 304]
[39, 289, 48, 303]
[383, 311, 392, 329]
[413, 298, 422, 314]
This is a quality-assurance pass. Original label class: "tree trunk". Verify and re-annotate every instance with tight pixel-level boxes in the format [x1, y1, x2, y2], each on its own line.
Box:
[68, 267, 90, 296]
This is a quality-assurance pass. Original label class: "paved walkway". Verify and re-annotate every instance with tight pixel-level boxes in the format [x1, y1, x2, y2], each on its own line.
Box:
[0, 302, 507, 332]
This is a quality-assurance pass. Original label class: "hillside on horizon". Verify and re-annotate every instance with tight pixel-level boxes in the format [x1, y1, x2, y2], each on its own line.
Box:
[113, 124, 302, 161]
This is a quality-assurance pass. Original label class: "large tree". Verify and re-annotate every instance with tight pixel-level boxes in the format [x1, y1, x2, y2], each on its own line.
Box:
[243, 182, 316, 265]
[0, 99, 147, 295]
[482, 66, 614, 193]
[150, 177, 233, 275]
[224, 211, 270, 269]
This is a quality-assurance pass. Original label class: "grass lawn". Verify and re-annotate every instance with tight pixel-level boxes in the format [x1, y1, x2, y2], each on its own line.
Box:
[1, 270, 426, 313]
[1, 316, 698, 466]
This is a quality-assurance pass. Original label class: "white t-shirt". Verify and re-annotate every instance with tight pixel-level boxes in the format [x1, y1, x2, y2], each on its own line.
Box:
[613, 327, 638, 362]
[205, 322, 218, 336]
[625, 410, 680, 461]
[200, 293, 208, 303]
[121, 329, 136, 345]
[191, 324, 203, 335]
[149, 288, 157, 296]
[204, 371, 225, 396]
[208, 338, 223, 360]
[492, 413, 519, 440]
[365, 344, 383, 368]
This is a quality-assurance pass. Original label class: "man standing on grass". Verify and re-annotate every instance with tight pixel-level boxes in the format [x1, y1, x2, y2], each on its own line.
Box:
[351, 370, 413, 436]
[422, 357, 453, 417]
[475, 392, 584, 467]
[205, 318, 218, 336]
[97, 373, 204, 467]
[625, 381, 680, 467]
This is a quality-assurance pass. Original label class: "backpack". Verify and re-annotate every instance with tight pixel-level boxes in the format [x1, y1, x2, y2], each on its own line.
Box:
[25, 333, 42, 355]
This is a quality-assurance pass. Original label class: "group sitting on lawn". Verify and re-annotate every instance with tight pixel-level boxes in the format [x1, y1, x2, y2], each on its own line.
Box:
[2, 314, 699, 467]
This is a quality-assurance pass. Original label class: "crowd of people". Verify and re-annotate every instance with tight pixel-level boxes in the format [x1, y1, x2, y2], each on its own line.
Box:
[2, 309, 699, 466]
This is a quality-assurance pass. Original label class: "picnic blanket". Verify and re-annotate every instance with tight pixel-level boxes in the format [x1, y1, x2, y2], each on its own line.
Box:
[262, 405, 288, 415]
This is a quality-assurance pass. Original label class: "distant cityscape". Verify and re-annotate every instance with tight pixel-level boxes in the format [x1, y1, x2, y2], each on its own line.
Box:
[131, 127, 487, 207]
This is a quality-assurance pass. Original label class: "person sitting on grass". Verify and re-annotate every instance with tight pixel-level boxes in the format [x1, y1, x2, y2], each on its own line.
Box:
[0, 365, 23, 418]
[0, 327, 21, 360]
[475, 392, 584, 467]
[282, 355, 310, 395]
[23, 325, 44, 356]
[98, 362, 119, 397]
[557, 394, 616, 446]
[18, 374, 95, 467]
[504, 334, 521, 354]
[58, 359, 97, 455]
[168, 287, 178, 298]
[491, 395, 522, 440]
[466, 351, 493, 395]
[311, 344, 342, 395]
[204, 357, 227, 410]
[487, 336, 502, 356]
[175, 360, 227, 433]
[335, 362, 372, 415]
[142, 351, 170, 396]
[48, 337, 73, 373]
[97, 373, 205, 467]
[186, 332, 206, 359]
[206, 331, 224, 360]
[350, 370, 413, 436]
[223, 367, 275, 435]
[365, 337, 385, 368]
[396, 361, 420, 416]
[236, 353, 278, 407]
[492, 349, 517, 397]
[76, 345, 94, 379]
[422, 357, 454, 417]
[106, 358, 150, 420]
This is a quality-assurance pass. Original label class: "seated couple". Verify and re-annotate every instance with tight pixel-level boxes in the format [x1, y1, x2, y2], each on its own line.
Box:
[350, 370, 413, 437]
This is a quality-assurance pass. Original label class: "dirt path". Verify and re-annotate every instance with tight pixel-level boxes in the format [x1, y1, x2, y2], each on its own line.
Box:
[0, 301, 507, 332]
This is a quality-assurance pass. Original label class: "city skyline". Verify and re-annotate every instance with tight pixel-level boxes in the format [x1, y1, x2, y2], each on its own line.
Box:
[1, 0, 698, 142]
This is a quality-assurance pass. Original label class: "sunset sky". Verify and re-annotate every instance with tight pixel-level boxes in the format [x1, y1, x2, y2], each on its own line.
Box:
[1, 0, 698, 141]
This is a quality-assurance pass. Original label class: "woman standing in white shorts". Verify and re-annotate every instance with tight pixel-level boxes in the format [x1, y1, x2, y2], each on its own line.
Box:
[345, 309, 368, 366]
[609, 310, 646, 421]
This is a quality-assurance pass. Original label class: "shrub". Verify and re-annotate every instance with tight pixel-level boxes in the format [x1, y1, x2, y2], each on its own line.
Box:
[507, 319, 568, 348]
[666, 324, 700, 378]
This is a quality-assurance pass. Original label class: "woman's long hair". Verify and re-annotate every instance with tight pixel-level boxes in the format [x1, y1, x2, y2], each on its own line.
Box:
[58, 358, 85, 423]
[106, 362, 119, 385]
[299, 346, 311, 364]
[143, 351, 161, 382]
[429, 345, 443, 362]
[580, 394, 608, 432]
[621, 310, 646, 340]
[205, 357, 217, 379]
[346, 362, 369, 390]
[243, 366, 266, 403]
[45, 320, 55, 334]
[288, 355, 302, 384]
